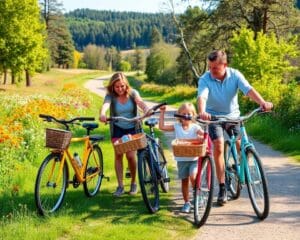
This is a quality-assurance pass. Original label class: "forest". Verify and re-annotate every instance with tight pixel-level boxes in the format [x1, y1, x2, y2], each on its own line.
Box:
[65, 9, 178, 50]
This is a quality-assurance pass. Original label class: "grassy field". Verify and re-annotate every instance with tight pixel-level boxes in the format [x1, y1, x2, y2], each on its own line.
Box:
[0, 69, 198, 240]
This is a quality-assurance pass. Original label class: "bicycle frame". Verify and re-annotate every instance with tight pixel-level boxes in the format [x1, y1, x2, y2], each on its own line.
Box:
[143, 125, 162, 177]
[227, 121, 255, 184]
[195, 131, 212, 189]
[51, 136, 99, 184]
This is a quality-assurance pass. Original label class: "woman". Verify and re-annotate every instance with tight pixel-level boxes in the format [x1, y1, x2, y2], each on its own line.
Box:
[99, 72, 149, 197]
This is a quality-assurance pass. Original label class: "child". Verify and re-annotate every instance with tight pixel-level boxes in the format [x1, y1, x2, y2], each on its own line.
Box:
[159, 102, 203, 213]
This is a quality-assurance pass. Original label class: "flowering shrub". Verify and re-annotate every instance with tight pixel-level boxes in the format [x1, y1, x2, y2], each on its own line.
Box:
[0, 86, 92, 194]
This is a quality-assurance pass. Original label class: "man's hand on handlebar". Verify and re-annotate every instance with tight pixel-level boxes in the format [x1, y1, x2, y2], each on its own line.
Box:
[199, 112, 211, 121]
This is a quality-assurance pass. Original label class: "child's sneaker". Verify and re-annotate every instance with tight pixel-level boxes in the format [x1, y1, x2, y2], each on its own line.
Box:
[113, 186, 124, 197]
[129, 183, 138, 195]
[181, 202, 191, 213]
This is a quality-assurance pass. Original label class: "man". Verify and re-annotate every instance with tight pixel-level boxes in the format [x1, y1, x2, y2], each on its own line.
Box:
[197, 50, 273, 205]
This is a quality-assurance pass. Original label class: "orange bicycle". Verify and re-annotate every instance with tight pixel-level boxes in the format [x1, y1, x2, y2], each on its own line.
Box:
[34, 114, 108, 216]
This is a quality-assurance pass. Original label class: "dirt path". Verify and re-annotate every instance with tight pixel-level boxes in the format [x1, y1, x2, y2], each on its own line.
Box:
[85, 75, 300, 240]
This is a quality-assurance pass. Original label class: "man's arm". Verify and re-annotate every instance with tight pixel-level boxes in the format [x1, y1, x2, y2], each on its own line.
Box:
[197, 96, 211, 120]
[247, 88, 273, 111]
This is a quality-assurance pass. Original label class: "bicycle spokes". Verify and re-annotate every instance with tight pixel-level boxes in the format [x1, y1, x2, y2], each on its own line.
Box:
[194, 156, 215, 228]
[245, 148, 269, 220]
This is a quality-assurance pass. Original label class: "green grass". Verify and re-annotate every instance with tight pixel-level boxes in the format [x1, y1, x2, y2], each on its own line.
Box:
[247, 115, 300, 161]
[0, 69, 198, 240]
[128, 76, 197, 108]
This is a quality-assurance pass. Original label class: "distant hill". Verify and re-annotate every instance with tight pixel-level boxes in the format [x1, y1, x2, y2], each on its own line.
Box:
[65, 9, 178, 51]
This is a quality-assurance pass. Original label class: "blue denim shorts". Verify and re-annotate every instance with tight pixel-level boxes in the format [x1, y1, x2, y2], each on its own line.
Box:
[209, 123, 240, 141]
[177, 161, 197, 179]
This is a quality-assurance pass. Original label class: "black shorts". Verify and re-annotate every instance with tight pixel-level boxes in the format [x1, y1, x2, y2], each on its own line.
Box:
[208, 123, 240, 141]
[112, 124, 137, 139]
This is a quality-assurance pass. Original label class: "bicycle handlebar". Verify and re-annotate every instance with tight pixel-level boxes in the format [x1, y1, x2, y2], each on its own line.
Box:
[107, 102, 167, 122]
[174, 107, 267, 125]
[39, 114, 95, 130]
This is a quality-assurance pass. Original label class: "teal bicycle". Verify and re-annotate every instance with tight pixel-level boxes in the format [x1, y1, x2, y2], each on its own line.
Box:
[223, 107, 270, 219]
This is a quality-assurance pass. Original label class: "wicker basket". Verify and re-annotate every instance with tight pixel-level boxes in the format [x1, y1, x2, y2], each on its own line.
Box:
[45, 128, 72, 150]
[114, 133, 147, 154]
[172, 139, 206, 157]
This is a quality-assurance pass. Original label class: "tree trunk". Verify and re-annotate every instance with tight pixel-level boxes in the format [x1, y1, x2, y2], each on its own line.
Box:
[3, 69, 7, 84]
[25, 69, 31, 87]
[11, 73, 15, 84]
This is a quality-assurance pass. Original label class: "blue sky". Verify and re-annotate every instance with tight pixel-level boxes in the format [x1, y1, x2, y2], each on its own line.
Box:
[60, 0, 200, 13]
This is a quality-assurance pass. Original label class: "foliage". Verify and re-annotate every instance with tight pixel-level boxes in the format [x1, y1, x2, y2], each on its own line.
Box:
[123, 48, 149, 72]
[145, 42, 180, 85]
[83, 44, 108, 70]
[175, 6, 212, 85]
[230, 27, 299, 117]
[46, 14, 75, 68]
[119, 60, 131, 72]
[0, 84, 92, 194]
[275, 82, 300, 131]
[72, 50, 82, 68]
[140, 83, 196, 106]
[210, 0, 300, 39]
[40, 0, 75, 68]
[65, 9, 177, 50]
[0, 0, 49, 85]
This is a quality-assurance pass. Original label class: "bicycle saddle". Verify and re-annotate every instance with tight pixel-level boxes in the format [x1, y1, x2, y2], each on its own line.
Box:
[145, 118, 158, 127]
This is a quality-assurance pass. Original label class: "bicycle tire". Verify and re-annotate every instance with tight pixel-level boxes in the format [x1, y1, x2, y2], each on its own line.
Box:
[138, 149, 159, 213]
[83, 144, 104, 197]
[245, 147, 270, 220]
[224, 140, 241, 199]
[157, 142, 169, 193]
[34, 153, 67, 216]
[193, 156, 215, 228]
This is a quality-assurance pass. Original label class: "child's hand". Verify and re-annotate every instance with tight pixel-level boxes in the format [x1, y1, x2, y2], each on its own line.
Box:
[160, 105, 166, 112]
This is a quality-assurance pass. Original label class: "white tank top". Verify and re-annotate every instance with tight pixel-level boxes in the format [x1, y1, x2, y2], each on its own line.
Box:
[174, 122, 202, 162]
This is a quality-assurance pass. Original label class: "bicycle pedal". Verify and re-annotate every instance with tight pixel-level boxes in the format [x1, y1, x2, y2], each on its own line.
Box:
[104, 176, 110, 182]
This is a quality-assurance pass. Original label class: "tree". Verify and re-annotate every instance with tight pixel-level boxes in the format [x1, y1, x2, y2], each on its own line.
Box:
[134, 48, 145, 73]
[150, 27, 163, 47]
[145, 42, 180, 85]
[83, 44, 108, 70]
[120, 60, 131, 72]
[40, 0, 74, 68]
[0, 0, 48, 86]
[72, 50, 82, 68]
[39, 0, 63, 29]
[230, 27, 299, 109]
[207, 0, 300, 39]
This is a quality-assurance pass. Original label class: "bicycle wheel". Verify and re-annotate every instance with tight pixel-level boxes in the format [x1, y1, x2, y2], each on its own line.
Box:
[83, 144, 104, 197]
[224, 140, 241, 199]
[157, 143, 169, 193]
[194, 156, 215, 228]
[138, 149, 159, 213]
[245, 147, 269, 220]
[34, 153, 67, 216]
